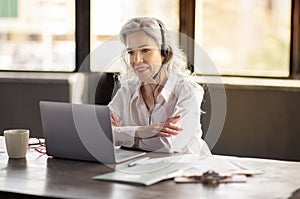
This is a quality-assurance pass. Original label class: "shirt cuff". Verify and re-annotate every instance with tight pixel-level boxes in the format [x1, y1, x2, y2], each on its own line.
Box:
[112, 126, 139, 147]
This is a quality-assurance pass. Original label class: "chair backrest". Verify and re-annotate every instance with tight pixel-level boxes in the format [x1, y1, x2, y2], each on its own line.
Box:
[200, 83, 210, 139]
[95, 73, 120, 105]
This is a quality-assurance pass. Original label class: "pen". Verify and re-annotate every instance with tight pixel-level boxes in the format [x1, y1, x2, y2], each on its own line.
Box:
[128, 157, 150, 167]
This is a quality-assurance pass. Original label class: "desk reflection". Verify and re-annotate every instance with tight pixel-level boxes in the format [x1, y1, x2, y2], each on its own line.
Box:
[44, 157, 115, 198]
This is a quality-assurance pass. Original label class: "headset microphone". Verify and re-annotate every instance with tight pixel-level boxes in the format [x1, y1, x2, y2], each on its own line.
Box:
[152, 67, 162, 80]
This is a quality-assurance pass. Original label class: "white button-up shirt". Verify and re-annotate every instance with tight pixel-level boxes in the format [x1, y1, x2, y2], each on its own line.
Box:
[108, 70, 211, 155]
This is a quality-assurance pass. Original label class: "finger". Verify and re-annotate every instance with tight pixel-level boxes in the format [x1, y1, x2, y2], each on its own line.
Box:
[155, 123, 182, 134]
[169, 115, 182, 120]
[111, 113, 120, 126]
[157, 132, 172, 137]
[160, 127, 181, 135]
[163, 122, 183, 131]
[152, 122, 182, 136]
[111, 113, 117, 121]
[111, 117, 117, 125]
[166, 115, 182, 122]
[111, 120, 118, 126]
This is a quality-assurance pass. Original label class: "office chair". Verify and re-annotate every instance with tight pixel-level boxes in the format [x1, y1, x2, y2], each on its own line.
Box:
[95, 73, 120, 105]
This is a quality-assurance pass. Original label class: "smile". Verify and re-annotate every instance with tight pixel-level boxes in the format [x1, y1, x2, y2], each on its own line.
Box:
[135, 66, 149, 73]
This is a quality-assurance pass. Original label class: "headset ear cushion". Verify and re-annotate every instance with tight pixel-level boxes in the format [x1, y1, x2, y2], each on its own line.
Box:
[161, 45, 169, 57]
[161, 46, 171, 63]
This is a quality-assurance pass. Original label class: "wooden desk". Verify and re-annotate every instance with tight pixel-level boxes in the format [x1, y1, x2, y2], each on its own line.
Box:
[0, 137, 299, 199]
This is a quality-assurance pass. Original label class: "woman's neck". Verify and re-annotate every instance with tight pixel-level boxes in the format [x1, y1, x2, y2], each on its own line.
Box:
[140, 73, 167, 111]
[140, 83, 162, 111]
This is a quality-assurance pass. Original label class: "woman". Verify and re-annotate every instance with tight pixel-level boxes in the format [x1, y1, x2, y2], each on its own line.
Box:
[108, 17, 210, 155]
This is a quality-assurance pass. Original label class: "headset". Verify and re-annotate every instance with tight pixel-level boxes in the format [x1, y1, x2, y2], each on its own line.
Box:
[152, 20, 171, 80]
[157, 20, 170, 59]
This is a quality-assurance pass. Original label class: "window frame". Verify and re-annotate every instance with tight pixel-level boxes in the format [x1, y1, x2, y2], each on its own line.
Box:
[291, 0, 300, 79]
[75, 0, 90, 72]
[179, 0, 195, 73]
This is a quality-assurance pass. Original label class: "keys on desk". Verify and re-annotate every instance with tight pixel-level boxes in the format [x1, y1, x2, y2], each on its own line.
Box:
[174, 170, 248, 185]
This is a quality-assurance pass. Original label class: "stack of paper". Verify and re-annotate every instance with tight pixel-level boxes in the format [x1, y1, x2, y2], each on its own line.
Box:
[92, 154, 262, 186]
[93, 162, 190, 186]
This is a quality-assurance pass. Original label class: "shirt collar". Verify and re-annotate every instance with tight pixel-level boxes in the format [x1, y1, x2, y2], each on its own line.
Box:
[131, 81, 142, 102]
[160, 70, 177, 102]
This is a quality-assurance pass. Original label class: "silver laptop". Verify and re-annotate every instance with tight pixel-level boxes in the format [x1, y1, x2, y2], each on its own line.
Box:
[39, 101, 145, 164]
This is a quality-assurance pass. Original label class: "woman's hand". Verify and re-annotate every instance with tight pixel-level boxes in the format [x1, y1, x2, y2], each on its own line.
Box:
[135, 115, 183, 138]
[111, 113, 120, 126]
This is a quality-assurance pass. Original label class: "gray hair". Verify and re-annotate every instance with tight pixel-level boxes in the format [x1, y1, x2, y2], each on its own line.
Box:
[118, 17, 191, 85]
[120, 17, 164, 49]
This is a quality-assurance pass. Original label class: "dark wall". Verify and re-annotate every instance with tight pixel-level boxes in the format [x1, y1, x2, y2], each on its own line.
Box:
[202, 84, 300, 161]
[0, 78, 70, 138]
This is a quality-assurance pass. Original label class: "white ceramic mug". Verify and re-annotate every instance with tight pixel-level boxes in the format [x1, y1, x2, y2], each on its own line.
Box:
[4, 129, 30, 158]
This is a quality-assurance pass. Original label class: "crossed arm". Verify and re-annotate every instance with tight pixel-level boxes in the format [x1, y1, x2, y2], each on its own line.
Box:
[111, 113, 182, 138]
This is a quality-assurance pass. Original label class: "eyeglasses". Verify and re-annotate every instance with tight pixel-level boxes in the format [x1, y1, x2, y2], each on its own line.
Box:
[28, 138, 46, 155]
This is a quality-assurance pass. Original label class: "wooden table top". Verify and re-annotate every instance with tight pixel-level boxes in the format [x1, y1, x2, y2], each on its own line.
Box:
[0, 137, 299, 199]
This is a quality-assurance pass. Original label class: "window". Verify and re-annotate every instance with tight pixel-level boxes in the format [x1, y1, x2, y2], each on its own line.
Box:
[1, 0, 296, 76]
[195, 0, 292, 77]
[0, 0, 18, 17]
[90, 0, 179, 72]
[0, 0, 75, 71]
